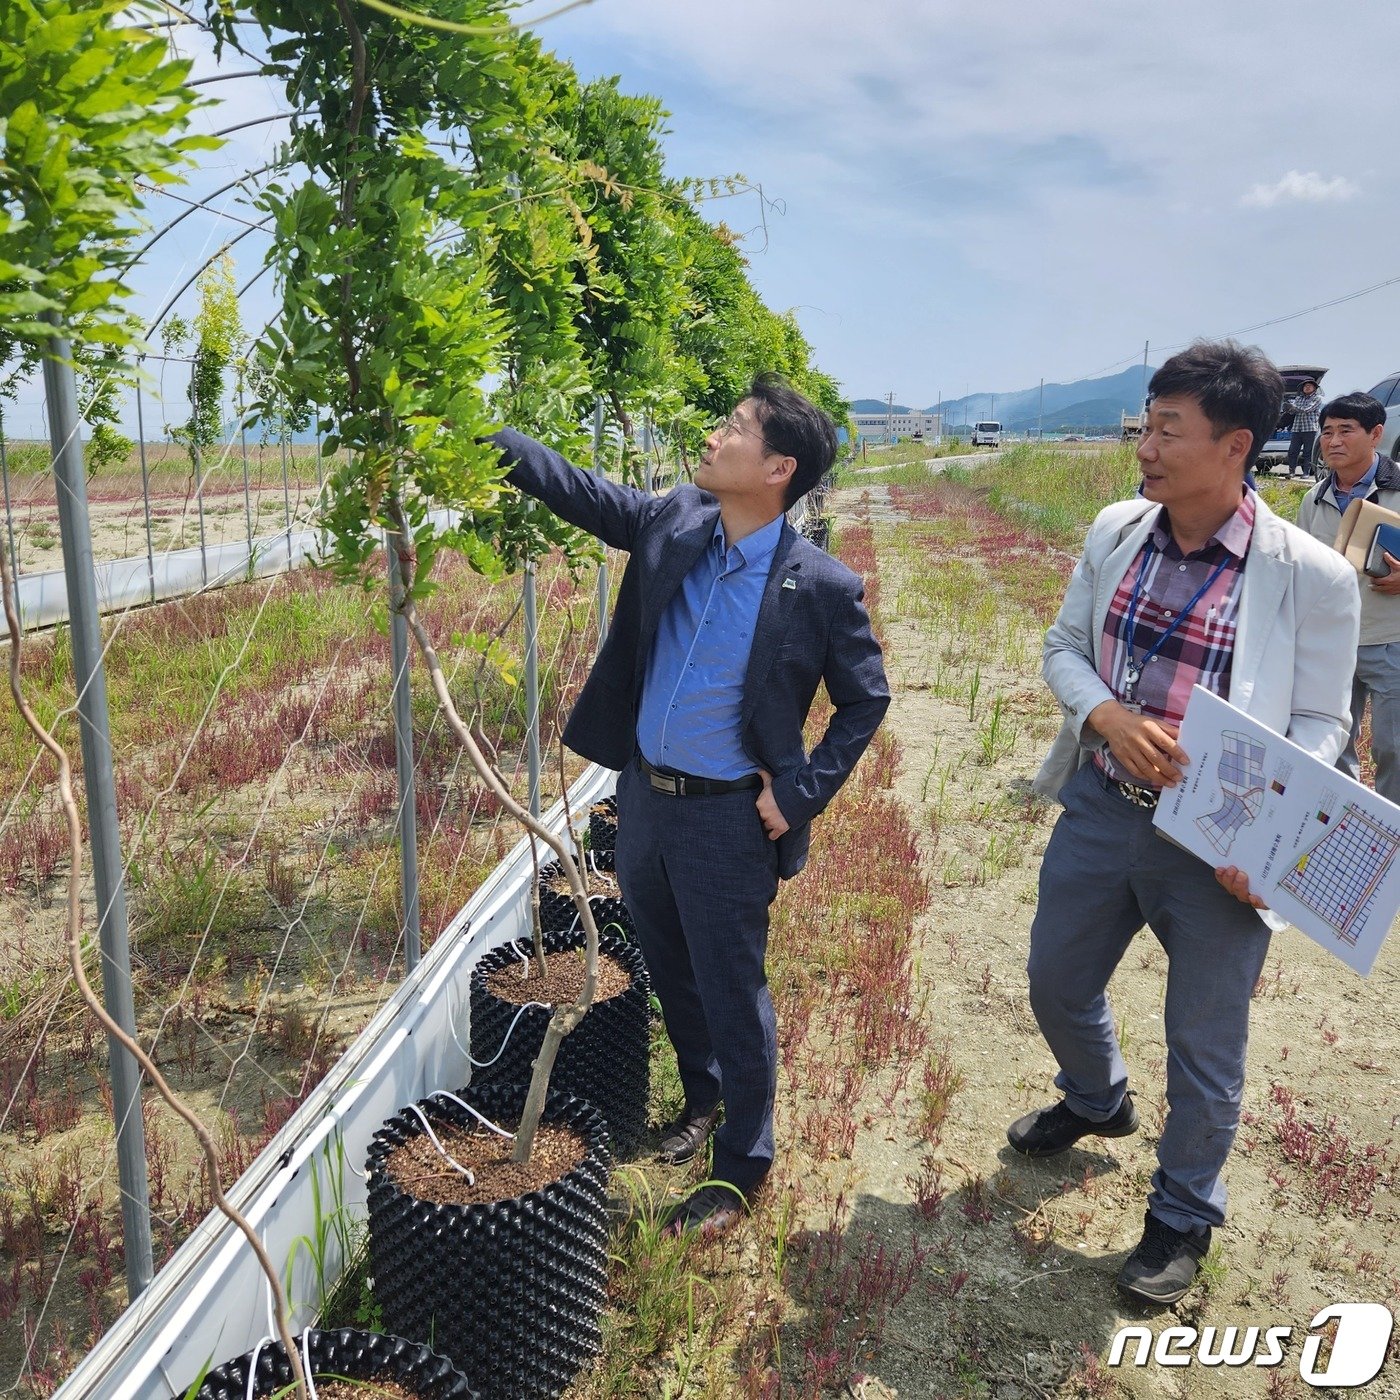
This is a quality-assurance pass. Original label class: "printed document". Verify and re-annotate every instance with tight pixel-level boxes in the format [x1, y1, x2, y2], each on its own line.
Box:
[1153, 686, 1400, 975]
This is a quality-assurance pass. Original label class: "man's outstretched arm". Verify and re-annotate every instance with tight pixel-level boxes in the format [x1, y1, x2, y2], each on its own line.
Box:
[490, 428, 665, 552]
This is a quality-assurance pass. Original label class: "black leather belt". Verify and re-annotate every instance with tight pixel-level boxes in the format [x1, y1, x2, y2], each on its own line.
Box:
[637, 754, 763, 797]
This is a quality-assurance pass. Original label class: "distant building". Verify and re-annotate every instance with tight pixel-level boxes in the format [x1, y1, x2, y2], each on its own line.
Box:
[852, 410, 941, 444]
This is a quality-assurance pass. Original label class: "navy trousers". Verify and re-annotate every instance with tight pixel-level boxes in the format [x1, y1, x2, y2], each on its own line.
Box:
[614, 758, 779, 1193]
[1028, 762, 1273, 1232]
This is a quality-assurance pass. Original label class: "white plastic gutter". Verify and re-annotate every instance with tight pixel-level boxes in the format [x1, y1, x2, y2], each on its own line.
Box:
[52, 763, 617, 1400]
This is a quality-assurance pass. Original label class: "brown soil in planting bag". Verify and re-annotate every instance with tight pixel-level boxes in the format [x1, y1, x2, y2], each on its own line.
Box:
[483, 948, 631, 1006]
[383, 1118, 588, 1206]
[541, 864, 618, 899]
[316, 1380, 420, 1400]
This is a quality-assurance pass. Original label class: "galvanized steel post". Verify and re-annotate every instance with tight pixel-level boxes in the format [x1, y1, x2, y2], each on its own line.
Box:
[0, 407, 18, 590]
[134, 372, 156, 603]
[237, 377, 253, 557]
[41, 320, 155, 1298]
[386, 529, 421, 970]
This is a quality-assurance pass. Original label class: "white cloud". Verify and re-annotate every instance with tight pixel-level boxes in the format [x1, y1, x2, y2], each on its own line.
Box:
[1240, 170, 1360, 209]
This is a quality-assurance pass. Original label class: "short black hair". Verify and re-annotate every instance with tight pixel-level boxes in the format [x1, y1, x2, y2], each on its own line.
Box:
[1148, 339, 1282, 469]
[1320, 392, 1386, 433]
[746, 373, 839, 508]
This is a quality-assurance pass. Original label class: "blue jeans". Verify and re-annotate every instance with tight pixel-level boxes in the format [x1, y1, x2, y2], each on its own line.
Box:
[614, 759, 779, 1193]
[1286, 429, 1317, 475]
[1338, 642, 1400, 806]
[1027, 763, 1272, 1232]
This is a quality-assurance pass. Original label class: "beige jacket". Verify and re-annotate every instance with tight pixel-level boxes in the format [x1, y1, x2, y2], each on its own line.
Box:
[1034, 493, 1359, 803]
[1295, 454, 1400, 647]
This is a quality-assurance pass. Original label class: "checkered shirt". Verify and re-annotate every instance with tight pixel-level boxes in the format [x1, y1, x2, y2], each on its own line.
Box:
[1290, 390, 1322, 434]
[1096, 490, 1255, 786]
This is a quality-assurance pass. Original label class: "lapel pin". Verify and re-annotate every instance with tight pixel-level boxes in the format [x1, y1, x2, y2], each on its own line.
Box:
[782, 577, 797, 590]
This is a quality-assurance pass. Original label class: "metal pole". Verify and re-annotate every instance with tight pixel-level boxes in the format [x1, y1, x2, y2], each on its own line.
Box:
[0, 408, 18, 586]
[313, 406, 323, 494]
[592, 399, 609, 652]
[1141, 340, 1150, 409]
[279, 425, 292, 564]
[193, 437, 207, 587]
[1038, 379, 1044, 442]
[134, 376, 156, 604]
[41, 319, 154, 1299]
[238, 377, 253, 557]
[386, 529, 421, 971]
[523, 560, 541, 819]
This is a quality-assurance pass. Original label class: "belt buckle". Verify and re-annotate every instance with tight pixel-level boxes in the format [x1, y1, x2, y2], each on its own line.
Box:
[1116, 779, 1158, 809]
[648, 769, 682, 796]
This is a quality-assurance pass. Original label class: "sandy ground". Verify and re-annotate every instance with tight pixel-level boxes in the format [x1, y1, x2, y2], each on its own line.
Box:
[821, 481, 1400, 1399]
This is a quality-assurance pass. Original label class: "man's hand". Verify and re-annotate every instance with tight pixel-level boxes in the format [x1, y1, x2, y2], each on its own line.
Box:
[1370, 553, 1400, 595]
[1216, 865, 1268, 909]
[1087, 699, 1190, 787]
[756, 771, 790, 840]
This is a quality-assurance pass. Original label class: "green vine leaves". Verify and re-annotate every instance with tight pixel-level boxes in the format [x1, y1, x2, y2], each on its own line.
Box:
[0, 0, 220, 354]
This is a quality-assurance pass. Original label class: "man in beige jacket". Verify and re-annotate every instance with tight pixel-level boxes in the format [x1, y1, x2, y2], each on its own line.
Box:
[1295, 392, 1400, 803]
[1017, 340, 1359, 1305]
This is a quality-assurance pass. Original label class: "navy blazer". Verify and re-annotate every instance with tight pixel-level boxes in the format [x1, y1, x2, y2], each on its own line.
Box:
[491, 428, 890, 879]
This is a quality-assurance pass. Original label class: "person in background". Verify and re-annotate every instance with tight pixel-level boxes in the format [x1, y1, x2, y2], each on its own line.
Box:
[1286, 377, 1322, 478]
[1012, 340, 1358, 1305]
[488, 376, 889, 1238]
[1295, 392, 1400, 802]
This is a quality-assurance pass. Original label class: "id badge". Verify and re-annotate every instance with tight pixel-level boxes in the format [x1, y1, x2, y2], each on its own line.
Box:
[1122, 700, 1142, 715]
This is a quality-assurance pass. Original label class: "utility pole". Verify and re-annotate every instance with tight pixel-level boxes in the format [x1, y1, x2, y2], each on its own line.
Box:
[886, 390, 894, 445]
[937, 391, 942, 444]
[1038, 378, 1044, 441]
[1141, 340, 1150, 409]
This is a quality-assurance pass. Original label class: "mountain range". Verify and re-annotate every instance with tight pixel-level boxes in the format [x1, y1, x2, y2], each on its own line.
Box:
[853, 364, 1158, 433]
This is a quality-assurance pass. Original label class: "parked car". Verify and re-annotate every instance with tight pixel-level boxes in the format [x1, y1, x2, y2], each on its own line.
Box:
[971, 420, 1002, 447]
[1365, 372, 1400, 462]
[1256, 364, 1327, 472]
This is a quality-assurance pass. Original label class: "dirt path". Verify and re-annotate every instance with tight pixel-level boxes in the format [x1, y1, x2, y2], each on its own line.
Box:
[827, 481, 1400, 1398]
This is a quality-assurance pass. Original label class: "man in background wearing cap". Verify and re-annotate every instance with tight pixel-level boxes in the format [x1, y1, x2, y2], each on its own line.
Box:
[1285, 378, 1322, 479]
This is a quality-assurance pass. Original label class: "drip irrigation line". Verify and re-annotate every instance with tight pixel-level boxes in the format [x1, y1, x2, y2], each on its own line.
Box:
[431, 1089, 515, 1139]
[403, 1102, 476, 1184]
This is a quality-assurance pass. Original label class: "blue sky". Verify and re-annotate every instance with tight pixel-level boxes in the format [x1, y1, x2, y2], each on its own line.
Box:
[10, 0, 1400, 438]
[536, 0, 1400, 408]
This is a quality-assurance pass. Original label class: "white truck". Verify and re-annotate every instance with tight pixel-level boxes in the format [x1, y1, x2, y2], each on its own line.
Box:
[971, 420, 1002, 447]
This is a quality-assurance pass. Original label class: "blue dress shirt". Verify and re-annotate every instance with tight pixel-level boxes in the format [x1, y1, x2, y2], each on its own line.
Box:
[636, 513, 784, 778]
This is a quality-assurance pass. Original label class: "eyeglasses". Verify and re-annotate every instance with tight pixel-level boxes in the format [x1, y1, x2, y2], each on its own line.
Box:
[714, 412, 772, 451]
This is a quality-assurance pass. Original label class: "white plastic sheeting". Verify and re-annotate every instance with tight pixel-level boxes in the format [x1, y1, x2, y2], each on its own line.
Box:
[14, 528, 324, 631]
[52, 764, 617, 1400]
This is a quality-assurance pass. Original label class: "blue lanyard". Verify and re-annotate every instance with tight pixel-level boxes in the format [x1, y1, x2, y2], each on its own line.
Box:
[1122, 539, 1231, 694]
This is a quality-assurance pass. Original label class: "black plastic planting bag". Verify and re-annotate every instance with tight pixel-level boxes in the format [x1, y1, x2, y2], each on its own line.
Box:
[469, 924, 651, 1155]
[535, 850, 632, 937]
[587, 795, 617, 853]
[367, 1083, 611, 1400]
[195, 1327, 477, 1399]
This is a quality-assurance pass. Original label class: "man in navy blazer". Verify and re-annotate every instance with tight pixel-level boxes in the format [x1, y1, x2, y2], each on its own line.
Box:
[490, 375, 888, 1235]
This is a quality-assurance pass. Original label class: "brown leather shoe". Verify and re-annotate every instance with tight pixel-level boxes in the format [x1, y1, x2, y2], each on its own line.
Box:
[662, 1182, 748, 1239]
[656, 1104, 721, 1165]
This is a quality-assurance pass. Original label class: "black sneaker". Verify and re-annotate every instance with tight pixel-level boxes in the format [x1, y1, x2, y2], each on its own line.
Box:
[1117, 1211, 1211, 1305]
[1006, 1093, 1138, 1157]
